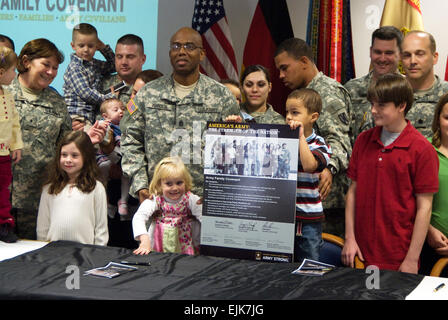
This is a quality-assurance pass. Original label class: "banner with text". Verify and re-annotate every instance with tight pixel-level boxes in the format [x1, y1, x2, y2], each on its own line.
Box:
[0, 0, 158, 92]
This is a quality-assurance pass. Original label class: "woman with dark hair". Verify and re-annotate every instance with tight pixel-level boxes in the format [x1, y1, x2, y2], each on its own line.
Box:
[130, 69, 164, 100]
[419, 93, 448, 276]
[239, 64, 284, 124]
[6, 38, 105, 239]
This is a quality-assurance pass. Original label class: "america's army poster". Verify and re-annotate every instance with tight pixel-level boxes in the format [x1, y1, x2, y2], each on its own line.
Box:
[201, 122, 299, 262]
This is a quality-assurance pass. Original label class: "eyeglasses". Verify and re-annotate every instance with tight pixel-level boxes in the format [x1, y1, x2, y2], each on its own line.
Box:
[170, 42, 202, 52]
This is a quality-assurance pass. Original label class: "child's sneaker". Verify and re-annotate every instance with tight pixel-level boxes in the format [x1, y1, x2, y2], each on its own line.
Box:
[118, 200, 130, 221]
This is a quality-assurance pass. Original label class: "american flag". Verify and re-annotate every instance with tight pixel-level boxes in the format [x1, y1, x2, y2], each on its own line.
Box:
[192, 0, 239, 81]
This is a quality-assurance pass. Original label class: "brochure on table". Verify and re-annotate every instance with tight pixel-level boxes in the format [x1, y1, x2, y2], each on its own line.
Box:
[292, 258, 336, 276]
[84, 262, 137, 279]
[200, 122, 299, 262]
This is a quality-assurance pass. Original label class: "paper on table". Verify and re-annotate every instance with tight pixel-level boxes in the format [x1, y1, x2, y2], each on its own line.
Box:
[0, 240, 48, 262]
[406, 276, 448, 300]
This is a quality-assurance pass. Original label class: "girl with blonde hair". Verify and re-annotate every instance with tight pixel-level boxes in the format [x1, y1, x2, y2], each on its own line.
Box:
[132, 157, 202, 255]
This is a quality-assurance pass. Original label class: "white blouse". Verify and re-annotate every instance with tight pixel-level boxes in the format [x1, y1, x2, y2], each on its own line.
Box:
[37, 181, 108, 245]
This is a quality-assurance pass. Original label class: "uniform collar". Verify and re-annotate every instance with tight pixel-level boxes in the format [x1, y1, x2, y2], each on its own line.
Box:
[240, 102, 274, 115]
[161, 73, 205, 104]
[307, 71, 324, 87]
[10, 76, 59, 108]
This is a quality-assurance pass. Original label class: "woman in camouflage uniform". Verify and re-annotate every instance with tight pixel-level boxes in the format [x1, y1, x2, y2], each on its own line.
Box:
[7, 39, 108, 240]
[239, 64, 285, 125]
[6, 39, 72, 239]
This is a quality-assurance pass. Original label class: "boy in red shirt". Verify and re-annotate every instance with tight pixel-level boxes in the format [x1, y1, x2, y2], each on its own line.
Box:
[342, 73, 439, 273]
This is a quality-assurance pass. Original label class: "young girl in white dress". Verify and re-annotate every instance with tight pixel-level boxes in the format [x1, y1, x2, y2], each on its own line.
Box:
[132, 157, 202, 255]
[37, 131, 108, 245]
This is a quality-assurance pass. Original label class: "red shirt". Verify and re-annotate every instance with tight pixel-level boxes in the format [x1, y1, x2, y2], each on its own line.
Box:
[347, 121, 439, 270]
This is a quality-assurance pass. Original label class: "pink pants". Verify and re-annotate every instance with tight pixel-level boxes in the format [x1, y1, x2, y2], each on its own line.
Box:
[0, 156, 14, 227]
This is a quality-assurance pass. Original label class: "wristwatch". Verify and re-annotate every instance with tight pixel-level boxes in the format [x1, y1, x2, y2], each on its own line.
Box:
[328, 164, 337, 176]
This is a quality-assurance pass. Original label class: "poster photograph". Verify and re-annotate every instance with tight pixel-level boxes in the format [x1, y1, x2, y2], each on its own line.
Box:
[201, 122, 299, 262]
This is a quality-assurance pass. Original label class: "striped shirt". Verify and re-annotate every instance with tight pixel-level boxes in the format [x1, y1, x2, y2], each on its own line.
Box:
[63, 45, 116, 123]
[296, 130, 332, 222]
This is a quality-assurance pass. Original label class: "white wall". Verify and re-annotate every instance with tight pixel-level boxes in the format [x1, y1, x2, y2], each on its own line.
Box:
[157, 0, 448, 81]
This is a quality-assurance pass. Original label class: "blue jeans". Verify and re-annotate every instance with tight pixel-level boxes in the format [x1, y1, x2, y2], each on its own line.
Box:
[294, 222, 323, 263]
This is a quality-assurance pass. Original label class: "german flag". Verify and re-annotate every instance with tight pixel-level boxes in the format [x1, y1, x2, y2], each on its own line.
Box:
[242, 0, 294, 116]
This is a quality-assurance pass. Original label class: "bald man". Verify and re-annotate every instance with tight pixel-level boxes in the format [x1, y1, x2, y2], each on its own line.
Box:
[401, 30, 448, 138]
[121, 27, 240, 202]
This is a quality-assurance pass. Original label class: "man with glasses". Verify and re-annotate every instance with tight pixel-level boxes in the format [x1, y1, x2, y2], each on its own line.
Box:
[121, 27, 240, 203]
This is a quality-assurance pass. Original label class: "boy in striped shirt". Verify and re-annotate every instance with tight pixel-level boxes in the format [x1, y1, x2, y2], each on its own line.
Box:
[286, 88, 332, 262]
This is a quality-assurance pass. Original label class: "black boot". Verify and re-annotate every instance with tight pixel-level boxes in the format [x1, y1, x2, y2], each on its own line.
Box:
[0, 224, 18, 243]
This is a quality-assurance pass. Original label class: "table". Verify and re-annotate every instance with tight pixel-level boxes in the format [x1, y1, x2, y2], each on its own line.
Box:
[0, 240, 425, 301]
[0, 240, 48, 262]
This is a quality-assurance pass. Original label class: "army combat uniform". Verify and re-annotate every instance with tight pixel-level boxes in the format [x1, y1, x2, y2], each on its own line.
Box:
[6, 77, 72, 239]
[307, 72, 352, 237]
[406, 75, 448, 138]
[239, 102, 285, 124]
[346, 74, 448, 140]
[344, 71, 375, 142]
[121, 74, 240, 198]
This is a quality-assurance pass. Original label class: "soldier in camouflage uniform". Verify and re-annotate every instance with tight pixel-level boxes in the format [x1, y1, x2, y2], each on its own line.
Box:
[240, 102, 284, 124]
[401, 31, 448, 138]
[6, 39, 72, 239]
[239, 64, 285, 124]
[275, 38, 352, 237]
[99, 34, 147, 134]
[121, 27, 240, 202]
[345, 26, 403, 141]
[407, 76, 448, 138]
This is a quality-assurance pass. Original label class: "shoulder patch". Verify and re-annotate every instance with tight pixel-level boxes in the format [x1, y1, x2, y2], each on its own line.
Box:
[126, 99, 138, 115]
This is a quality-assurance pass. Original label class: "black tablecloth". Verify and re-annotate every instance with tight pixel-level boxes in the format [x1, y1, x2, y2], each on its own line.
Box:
[0, 241, 424, 300]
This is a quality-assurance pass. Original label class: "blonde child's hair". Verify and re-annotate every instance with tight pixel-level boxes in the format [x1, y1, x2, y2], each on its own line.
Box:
[0, 46, 17, 71]
[100, 98, 123, 114]
[149, 157, 193, 196]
